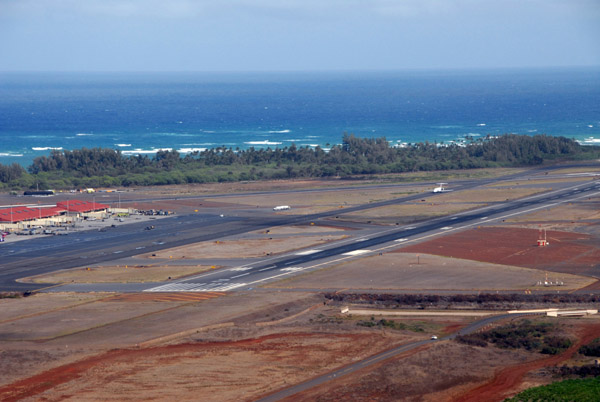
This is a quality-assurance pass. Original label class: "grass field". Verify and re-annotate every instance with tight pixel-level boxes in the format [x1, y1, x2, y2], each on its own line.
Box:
[505, 377, 600, 402]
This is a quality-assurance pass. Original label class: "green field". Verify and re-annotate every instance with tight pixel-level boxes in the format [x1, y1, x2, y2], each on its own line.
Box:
[505, 377, 600, 402]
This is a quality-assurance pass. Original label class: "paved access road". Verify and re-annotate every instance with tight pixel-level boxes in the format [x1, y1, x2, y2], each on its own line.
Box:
[255, 312, 531, 402]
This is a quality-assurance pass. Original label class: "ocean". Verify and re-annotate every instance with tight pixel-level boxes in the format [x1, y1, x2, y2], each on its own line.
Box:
[1, 68, 599, 167]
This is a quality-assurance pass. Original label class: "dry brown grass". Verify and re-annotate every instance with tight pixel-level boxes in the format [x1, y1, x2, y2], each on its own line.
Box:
[333, 188, 548, 224]
[23, 264, 213, 284]
[142, 234, 348, 259]
[265, 252, 593, 292]
[205, 187, 427, 212]
[505, 197, 600, 224]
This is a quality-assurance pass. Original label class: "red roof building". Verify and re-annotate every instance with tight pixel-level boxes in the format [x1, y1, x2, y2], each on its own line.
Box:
[0, 206, 66, 223]
[56, 200, 109, 213]
[0, 199, 108, 223]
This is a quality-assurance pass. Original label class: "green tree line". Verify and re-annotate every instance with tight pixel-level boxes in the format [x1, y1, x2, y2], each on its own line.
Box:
[1, 134, 598, 190]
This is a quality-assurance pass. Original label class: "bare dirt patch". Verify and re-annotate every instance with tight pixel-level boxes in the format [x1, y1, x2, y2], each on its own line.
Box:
[399, 226, 600, 277]
[266, 252, 593, 292]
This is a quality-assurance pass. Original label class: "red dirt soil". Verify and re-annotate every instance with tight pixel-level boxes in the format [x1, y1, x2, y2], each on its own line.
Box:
[452, 322, 600, 402]
[0, 333, 369, 402]
[398, 227, 600, 276]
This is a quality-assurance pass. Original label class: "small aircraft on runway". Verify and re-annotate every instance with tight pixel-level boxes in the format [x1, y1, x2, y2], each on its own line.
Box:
[432, 183, 452, 193]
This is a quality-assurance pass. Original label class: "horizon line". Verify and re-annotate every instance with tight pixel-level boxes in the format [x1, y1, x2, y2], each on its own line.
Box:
[1, 65, 600, 75]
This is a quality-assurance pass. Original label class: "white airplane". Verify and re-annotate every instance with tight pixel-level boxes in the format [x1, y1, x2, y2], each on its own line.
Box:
[432, 183, 451, 193]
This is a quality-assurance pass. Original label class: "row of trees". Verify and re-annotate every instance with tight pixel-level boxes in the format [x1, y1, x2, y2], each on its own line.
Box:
[324, 292, 600, 307]
[456, 321, 573, 355]
[1, 134, 597, 190]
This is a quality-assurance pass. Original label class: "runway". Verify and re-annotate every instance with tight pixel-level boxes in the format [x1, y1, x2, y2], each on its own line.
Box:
[41, 178, 600, 294]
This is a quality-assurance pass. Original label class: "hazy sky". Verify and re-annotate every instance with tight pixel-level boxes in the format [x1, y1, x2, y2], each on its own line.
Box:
[0, 0, 598, 72]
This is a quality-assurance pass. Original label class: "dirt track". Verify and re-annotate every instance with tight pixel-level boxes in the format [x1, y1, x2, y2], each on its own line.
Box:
[453, 322, 600, 402]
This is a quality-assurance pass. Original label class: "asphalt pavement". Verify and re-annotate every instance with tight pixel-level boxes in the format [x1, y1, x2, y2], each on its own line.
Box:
[1, 165, 599, 292]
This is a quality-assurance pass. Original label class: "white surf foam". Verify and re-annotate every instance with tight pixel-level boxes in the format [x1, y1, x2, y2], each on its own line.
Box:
[76, 133, 93, 136]
[578, 137, 600, 144]
[121, 148, 173, 155]
[434, 125, 463, 129]
[268, 129, 291, 133]
[115, 144, 132, 147]
[178, 148, 207, 153]
[32, 147, 63, 151]
[244, 140, 283, 145]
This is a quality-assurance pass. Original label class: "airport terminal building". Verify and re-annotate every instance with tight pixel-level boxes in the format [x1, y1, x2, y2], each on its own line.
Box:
[0, 200, 109, 232]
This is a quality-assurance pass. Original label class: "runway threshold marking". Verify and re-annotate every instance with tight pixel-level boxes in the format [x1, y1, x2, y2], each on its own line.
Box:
[343, 249, 370, 256]
[295, 249, 320, 255]
[280, 267, 304, 272]
[230, 267, 252, 272]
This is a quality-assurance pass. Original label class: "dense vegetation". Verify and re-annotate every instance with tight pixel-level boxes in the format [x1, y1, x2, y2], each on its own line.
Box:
[324, 292, 600, 308]
[357, 317, 426, 332]
[1, 133, 598, 190]
[552, 364, 600, 378]
[504, 378, 600, 402]
[579, 337, 600, 357]
[456, 320, 572, 355]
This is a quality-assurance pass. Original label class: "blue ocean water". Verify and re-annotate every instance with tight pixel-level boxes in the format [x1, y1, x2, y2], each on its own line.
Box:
[1, 68, 599, 167]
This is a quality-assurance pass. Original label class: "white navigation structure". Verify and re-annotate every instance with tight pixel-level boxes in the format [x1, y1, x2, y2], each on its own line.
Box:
[273, 205, 291, 211]
[432, 183, 451, 193]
